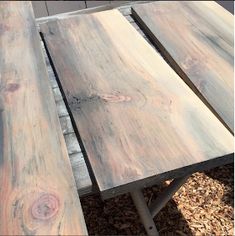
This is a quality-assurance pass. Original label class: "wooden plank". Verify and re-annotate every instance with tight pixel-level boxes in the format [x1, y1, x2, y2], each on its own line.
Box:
[44, 57, 58, 89]
[125, 14, 134, 23]
[70, 153, 93, 195]
[32, 1, 48, 18]
[0, 2, 87, 235]
[59, 115, 74, 134]
[118, 5, 131, 15]
[86, 1, 110, 8]
[53, 87, 63, 102]
[40, 10, 233, 199]
[36, 1, 148, 25]
[132, 1, 234, 133]
[110, 1, 129, 7]
[46, 1, 86, 16]
[56, 100, 69, 117]
[37, 5, 114, 25]
[64, 133, 81, 154]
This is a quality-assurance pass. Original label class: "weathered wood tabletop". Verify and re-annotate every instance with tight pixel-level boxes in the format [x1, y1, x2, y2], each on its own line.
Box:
[40, 9, 233, 199]
[0, 2, 87, 235]
[132, 1, 234, 133]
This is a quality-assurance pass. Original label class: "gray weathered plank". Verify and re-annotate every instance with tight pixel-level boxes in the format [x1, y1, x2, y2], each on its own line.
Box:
[59, 115, 74, 134]
[36, 1, 148, 24]
[56, 100, 69, 117]
[132, 1, 234, 133]
[46, 1, 86, 16]
[53, 87, 63, 102]
[0, 2, 87, 234]
[32, 1, 48, 17]
[70, 153, 93, 195]
[86, 1, 110, 8]
[64, 133, 82, 154]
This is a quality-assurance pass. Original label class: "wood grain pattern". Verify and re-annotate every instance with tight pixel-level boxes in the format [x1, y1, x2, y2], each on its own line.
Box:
[0, 2, 87, 235]
[132, 1, 234, 133]
[41, 10, 233, 199]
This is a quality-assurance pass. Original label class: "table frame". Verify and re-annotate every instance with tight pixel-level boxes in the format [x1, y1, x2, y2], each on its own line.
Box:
[131, 175, 189, 235]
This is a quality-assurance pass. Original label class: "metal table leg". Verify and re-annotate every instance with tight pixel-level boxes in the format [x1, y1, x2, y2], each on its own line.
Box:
[130, 175, 190, 236]
[149, 175, 190, 217]
[131, 190, 159, 236]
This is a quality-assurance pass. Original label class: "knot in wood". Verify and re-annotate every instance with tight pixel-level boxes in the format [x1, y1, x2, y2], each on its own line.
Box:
[6, 83, 20, 93]
[99, 93, 131, 103]
[31, 193, 59, 220]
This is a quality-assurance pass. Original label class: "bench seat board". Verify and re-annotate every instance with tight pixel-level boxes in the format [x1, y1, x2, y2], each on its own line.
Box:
[0, 2, 87, 235]
[132, 1, 234, 132]
[40, 10, 233, 199]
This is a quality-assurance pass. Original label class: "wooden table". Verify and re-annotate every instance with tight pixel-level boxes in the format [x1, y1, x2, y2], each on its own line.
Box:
[39, 2, 234, 235]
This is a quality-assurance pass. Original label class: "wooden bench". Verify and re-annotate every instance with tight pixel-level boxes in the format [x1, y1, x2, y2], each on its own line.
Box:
[0, 2, 87, 235]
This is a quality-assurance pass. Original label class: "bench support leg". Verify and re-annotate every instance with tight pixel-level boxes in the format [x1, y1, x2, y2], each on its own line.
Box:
[130, 175, 190, 236]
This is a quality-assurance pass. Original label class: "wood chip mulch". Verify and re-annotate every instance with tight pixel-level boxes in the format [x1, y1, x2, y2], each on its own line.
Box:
[81, 164, 234, 235]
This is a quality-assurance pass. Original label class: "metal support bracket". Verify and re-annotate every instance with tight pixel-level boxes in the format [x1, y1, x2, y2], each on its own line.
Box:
[131, 175, 190, 236]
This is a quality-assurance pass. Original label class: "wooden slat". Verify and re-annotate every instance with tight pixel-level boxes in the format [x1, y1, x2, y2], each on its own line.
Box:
[59, 115, 74, 134]
[36, 1, 148, 25]
[64, 133, 82, 154]
[40, 10, 233, 199]
[46, 1, 86, 16]
[118, 5, 131, 15]
[0, 2, 87, 235]
[86, 1, 110, 8]
[53, 87, 63, 102]
[32, 1, 48, 18]
[56, 100, 69, 117]
[110, 1, 129, 7]
[70, 153, 93, 195]
[132, 1, 234, 133]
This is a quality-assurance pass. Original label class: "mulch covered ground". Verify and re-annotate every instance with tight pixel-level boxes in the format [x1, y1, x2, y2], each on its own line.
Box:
[81, 163, 234, 235]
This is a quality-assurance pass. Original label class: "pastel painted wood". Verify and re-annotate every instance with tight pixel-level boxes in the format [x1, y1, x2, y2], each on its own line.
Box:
[132, 1, 234, 132]
[0, 2, 87, 235]
[41, 10, 233, 199]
